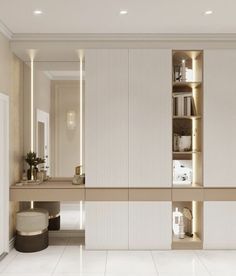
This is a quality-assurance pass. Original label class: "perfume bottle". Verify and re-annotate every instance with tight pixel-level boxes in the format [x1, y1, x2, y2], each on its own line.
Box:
[178, 215, 185, 239]
[173, 207, 182, 235]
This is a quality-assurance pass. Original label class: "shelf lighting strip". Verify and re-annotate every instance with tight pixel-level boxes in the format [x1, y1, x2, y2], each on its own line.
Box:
[79, 50, 84, 230]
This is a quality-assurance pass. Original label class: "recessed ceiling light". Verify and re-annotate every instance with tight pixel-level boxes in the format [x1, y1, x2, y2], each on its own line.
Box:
[120, 10, 128, 15]
[33, 10, 43, 15]
[205, 10, 213, 15]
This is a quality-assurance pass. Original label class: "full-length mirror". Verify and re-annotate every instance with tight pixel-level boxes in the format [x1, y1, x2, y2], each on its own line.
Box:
[23, 61, 85, 231]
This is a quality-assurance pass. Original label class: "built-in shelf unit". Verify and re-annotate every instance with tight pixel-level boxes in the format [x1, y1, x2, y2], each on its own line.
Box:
[172, 50, 203, 249]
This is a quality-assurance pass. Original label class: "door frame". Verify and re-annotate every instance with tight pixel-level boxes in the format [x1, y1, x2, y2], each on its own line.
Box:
[36, 109, 50, 176]
[0, 93, 9, 254]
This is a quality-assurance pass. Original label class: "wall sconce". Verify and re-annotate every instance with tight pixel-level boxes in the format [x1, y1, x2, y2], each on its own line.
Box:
[67, 110, 76, 130]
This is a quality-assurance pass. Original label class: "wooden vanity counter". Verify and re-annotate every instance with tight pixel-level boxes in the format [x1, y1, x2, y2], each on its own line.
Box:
[10, 180, 85, 201]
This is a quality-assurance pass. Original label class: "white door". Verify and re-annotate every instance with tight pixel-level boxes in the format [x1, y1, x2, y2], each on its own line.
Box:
[204, 50, 236, 187]
[204, 202, 236, 249]
[129, 202, 172, 249]
[85, 201, 129, 249]
[0, 93, 9, 255]
[85, 49, 129, 187]
[129, 49, 172, 187]
[36, 109, 50, 176]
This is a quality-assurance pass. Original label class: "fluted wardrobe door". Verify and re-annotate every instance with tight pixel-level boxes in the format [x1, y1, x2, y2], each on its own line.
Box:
[204, 50, 236, 187]
[204, 202, 236, 249]
[85, 49, 129, 249]
[129, 202, 172, 249]
[128, 49, 172, 249]
[129, 49, 172, 187]
[85, 49, 129, 187]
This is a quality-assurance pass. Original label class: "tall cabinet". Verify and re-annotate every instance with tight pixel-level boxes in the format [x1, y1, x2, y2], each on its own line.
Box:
[84, 48, 236, 250]
[85, 49, 172, 249]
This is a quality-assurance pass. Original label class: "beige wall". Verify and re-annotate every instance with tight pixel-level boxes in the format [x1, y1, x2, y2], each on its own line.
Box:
[0, 32, 24, 240]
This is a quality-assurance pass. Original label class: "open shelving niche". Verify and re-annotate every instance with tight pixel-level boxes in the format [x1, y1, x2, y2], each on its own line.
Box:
[172, 201, 203, 249]
[171, 50, 203, 249]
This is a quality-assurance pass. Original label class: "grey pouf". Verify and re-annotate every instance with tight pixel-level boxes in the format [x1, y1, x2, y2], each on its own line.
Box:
[34, 202, 60, 231]
[15, 209, 49, 252]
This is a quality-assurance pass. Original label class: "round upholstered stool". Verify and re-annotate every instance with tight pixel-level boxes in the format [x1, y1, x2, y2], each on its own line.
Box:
[34, 202, 60, 231]
[15, 209, 49, 252]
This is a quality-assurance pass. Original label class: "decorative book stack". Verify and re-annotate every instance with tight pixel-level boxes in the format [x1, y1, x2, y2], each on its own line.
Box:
[173, 93, 196, 116]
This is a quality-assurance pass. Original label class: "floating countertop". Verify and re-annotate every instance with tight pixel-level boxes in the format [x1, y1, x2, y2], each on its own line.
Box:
[10, 179, 85, 201]
[11, 181, 85, 189]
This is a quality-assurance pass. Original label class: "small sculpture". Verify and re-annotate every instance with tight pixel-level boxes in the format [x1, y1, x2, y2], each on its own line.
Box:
[183, 207, 193, 237]
[72, 165, 85, 185]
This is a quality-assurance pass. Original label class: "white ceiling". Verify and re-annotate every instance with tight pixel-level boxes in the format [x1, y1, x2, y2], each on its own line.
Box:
[0, 0, 236, 34]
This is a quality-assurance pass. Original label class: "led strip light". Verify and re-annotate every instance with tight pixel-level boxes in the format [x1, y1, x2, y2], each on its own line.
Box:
[79, 50, 84, 230]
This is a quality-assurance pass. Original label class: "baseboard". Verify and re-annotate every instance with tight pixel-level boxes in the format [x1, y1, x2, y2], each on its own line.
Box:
[9, 237, 15, 251]
[49, 229, 85, 238]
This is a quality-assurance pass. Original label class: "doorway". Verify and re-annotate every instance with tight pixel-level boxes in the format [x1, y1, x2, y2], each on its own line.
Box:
[0, 93, 9, 255]
[36, 109, 50, 176]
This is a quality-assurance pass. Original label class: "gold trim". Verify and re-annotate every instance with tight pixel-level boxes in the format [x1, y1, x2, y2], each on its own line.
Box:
[17, 228, 47, 236]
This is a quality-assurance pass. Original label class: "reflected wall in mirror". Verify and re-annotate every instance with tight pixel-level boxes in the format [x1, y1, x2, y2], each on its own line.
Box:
[51, 80, 80, 177]
[23, 61, 85, 178]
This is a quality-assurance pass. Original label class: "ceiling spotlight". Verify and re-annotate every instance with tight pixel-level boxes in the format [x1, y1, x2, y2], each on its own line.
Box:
[205, 10, 213, 15]
[120, 10, 128, 15]
[33, 10, 43, 15]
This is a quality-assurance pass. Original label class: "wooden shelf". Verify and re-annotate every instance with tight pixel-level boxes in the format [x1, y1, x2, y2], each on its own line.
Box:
[172, 50, 202, 62]
[172, 183, 202, 189]
[172, 92, 192, 96]
[173, 116, 201, 119]
[173, 81, 202, 88]
[172, 234, 202, 249]
[173, 151, 201, 155]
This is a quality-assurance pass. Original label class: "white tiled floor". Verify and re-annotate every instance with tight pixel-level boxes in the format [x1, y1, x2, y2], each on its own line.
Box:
[1, 238, 236, 276]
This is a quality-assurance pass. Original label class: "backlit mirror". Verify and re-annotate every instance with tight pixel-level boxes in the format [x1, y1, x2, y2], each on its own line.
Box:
[23, 60, 85, 231]
[23, 61, 85, 178]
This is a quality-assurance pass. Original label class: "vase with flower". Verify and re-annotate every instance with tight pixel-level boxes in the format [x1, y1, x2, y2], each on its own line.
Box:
[25, 152, 45, 180]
